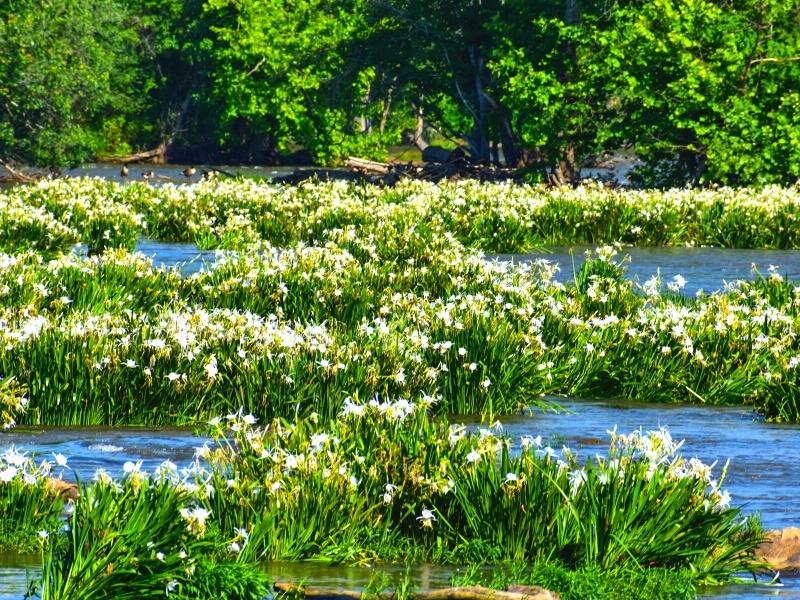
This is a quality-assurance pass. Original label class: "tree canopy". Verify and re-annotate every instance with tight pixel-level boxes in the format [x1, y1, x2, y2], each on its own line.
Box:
[1, 0, 798, 185]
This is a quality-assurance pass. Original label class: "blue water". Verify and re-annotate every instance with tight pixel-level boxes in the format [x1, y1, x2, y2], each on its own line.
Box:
[132, 240, 800, 295]
[134, 238, 216, 276]
[494, 246, 800, 297]
[481, 398, 800, 532]
[0, 427, 202, 481]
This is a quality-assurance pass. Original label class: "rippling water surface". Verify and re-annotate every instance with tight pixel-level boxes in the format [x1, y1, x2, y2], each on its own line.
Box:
[1, 399, 798, 598]
[493, 245, 800, 296]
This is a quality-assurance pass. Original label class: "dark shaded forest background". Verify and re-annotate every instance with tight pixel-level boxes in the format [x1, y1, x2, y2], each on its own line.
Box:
[1, 0, 798, 186]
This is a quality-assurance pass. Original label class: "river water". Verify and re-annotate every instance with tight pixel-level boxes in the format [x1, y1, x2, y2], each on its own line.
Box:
[492, 246, 800, 297]
[2, 242, 800, 597]
[59, 163, 297, 183]
[131, 238, 800, 297]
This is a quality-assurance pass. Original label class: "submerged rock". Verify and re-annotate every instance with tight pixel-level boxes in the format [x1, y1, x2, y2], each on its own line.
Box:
[758, 527, 800, 570]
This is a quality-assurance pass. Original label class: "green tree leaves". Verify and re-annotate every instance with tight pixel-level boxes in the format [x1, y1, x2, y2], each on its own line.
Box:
[0, 0, 797, 183]
[0, 0, 139, 165]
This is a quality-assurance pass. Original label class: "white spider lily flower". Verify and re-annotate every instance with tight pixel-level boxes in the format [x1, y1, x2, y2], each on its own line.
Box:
[0, 466, 17, 482]
[204, 356, 218, 380]
[568, 469, 588, 496]
[416, 508, 436, 528]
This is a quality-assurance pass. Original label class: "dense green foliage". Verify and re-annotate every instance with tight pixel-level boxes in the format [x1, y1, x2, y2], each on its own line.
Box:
[1, 1, 798, 184]
[0, 0, 139, 165]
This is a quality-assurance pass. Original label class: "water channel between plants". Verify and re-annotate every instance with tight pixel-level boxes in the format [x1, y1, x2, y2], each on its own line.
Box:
[2, 242, 799, 598]
[133, 239, 800, 297]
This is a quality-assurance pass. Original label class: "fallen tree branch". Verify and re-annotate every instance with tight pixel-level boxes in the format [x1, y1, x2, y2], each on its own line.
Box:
[104, 144, 167, 164]
[344, 155, 518, 185]
[346, 156, 392, 175]
[0, 158, 38, 183]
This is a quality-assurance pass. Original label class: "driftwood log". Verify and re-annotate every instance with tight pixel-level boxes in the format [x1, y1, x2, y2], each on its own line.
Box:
[274, 583, 559, 600]
[106, 145, 168, 165]
[0, 158, 38, 183]
[345, 157, 392, 175]
[272, 168, 378, 186]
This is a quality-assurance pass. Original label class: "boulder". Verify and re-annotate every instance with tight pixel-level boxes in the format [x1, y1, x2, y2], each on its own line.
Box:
[757, 527, 800, 570]
[48, 478, 79, 501]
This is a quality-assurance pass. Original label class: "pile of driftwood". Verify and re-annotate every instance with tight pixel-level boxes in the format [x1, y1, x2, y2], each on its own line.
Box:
[273, 155, 519, 187]
[274, 583, 559, 600]
[0, 158, 42, 183]
[344, 156, 519, 185]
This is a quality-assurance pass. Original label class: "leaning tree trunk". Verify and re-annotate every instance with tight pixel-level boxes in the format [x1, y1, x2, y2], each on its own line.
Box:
[158, 77, 198, 163]
[111, 76, 198, 165]
[501, 116, 519, 167]
[378, 84, 395, 135]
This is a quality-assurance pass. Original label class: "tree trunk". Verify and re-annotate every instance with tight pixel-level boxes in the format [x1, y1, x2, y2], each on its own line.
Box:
[158, 78, 198, 163]
[379, 85, 394, 135]
[547, 0, 581, 183]
[501, 116, 519, 167]
[679, 148, 706, 186]
[550, 142, 580, 185]
[468, 44, 491, 163]
[411, 103, 428, 151]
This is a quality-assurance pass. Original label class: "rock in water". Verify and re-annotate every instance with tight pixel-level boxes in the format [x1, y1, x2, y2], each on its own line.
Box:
[758, 527, 800, 570]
